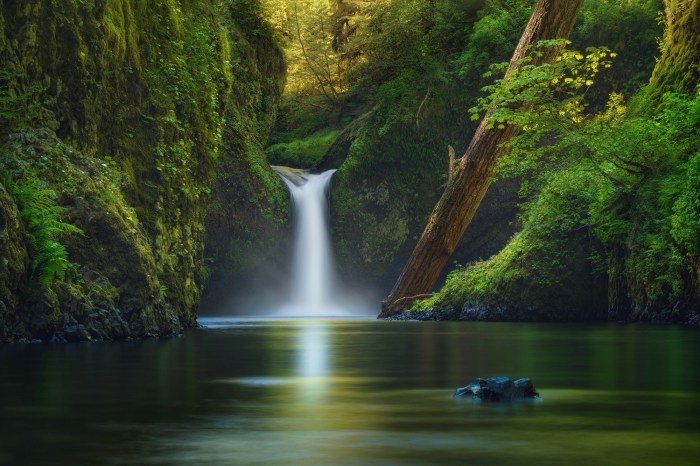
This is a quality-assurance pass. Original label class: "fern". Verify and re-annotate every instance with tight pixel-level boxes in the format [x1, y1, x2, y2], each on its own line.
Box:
[4, 176, 83, 287]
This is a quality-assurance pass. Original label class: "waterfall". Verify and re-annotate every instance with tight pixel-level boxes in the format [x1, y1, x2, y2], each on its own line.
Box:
[274, 167, 339, 316]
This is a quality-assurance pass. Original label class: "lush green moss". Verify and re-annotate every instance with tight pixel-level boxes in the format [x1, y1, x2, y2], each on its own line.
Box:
[0, 0, 287, 340]
[269, 93, 348, 145]
[414, 170, 608, 320]
[266, 128, 340, 167]
[649, 0, 699, 97]
[203, 0, 289, 295]
[0, 129, 166, 338]
[0, 181, 30, 342]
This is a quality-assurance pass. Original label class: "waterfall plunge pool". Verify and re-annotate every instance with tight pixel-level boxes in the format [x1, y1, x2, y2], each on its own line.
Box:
[2, 319, 700, 465]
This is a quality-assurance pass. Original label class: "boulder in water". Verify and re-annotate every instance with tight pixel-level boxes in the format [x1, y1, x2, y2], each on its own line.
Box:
[454, 377, 539, 401]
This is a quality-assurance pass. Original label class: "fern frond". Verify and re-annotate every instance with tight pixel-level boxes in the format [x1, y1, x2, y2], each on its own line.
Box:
[5, 177, 83, 287]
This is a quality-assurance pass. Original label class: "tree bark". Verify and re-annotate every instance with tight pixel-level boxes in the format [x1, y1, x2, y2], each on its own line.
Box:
[380, 0, 585, 317]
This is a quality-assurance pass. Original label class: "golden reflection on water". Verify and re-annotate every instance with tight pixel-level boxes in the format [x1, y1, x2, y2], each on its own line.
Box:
[182, 320, 700, 465]
[295, 322, 329, 404]
[2, 320, 700, 465]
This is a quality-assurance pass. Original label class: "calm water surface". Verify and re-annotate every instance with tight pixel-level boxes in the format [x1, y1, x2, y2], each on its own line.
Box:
[1, 319, 700, 465]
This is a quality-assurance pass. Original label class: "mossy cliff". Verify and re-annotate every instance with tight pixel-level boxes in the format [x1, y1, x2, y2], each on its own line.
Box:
[0, 181, 29, 341]
[0, 0, 287, 342]
[204, 3, 288, 303]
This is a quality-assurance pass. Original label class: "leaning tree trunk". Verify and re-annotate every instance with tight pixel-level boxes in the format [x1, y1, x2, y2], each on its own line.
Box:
[380, 0, 585, 317]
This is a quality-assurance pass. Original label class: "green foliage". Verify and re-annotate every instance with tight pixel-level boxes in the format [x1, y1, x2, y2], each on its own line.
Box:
[0, 69, 44, 136]
[4, 176, 83, 287]
[671, 153, 700, 255]
[573, 0, 663, 101]
[262, 0, 348, 104]
[266, 128, 341, 167]
[316, 0, 664, 281]
[414, 168, 607, 317]
[469, 41, 615, 126]
[424, 80, 700, 317]
[413, 0, 695, 317]
[454, 0, 533, 82]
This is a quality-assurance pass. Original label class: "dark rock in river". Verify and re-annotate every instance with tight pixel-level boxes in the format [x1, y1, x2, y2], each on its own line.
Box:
[454, 377, 539, 401]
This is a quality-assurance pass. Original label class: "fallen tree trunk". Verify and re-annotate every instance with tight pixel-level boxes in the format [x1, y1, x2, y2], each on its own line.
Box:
[380, 0, 585, 317]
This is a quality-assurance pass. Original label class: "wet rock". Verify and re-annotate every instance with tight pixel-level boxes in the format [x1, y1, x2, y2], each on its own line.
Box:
[63, 325, 92, 343]
[271, 166, 309, 186]
[381, 307, 461, 321]
[454, 377, 539, 401]
[0, 182, 31, 343]
[49, 334, 66, 344]
[85, 309, 131, 341]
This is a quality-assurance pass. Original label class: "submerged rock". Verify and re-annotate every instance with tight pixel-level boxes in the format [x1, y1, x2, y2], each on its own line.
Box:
[454, 377, 539, 401]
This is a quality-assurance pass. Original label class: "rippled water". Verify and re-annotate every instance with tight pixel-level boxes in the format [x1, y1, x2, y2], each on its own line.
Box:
[2, 319, 700, 465]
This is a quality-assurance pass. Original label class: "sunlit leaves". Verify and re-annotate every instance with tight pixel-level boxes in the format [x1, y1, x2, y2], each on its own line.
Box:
[468, 41, 615, 130]
[262, 0, 348, 103]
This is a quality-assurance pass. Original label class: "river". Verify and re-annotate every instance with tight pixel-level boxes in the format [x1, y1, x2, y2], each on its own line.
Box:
[1, 319, 699, 465]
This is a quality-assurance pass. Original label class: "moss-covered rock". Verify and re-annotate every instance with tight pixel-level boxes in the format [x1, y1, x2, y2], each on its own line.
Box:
[0, 0, 287, 341]
[1, 128, 181, 341]
[0, 181, 30, 342]
[412, 170, 609, 321]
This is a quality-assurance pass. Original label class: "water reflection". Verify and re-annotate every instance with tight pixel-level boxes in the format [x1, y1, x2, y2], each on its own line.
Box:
[296, 322, 329, 379]
[1, 321, 700, 465]
[295, 322, 330, 403]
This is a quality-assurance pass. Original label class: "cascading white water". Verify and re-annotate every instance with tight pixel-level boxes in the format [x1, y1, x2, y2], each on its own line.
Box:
[276, 168, 339, 315]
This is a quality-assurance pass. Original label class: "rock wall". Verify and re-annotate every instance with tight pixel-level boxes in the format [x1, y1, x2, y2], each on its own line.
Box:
[0, 182, 29, 341]
[0, 0, 286, 342]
